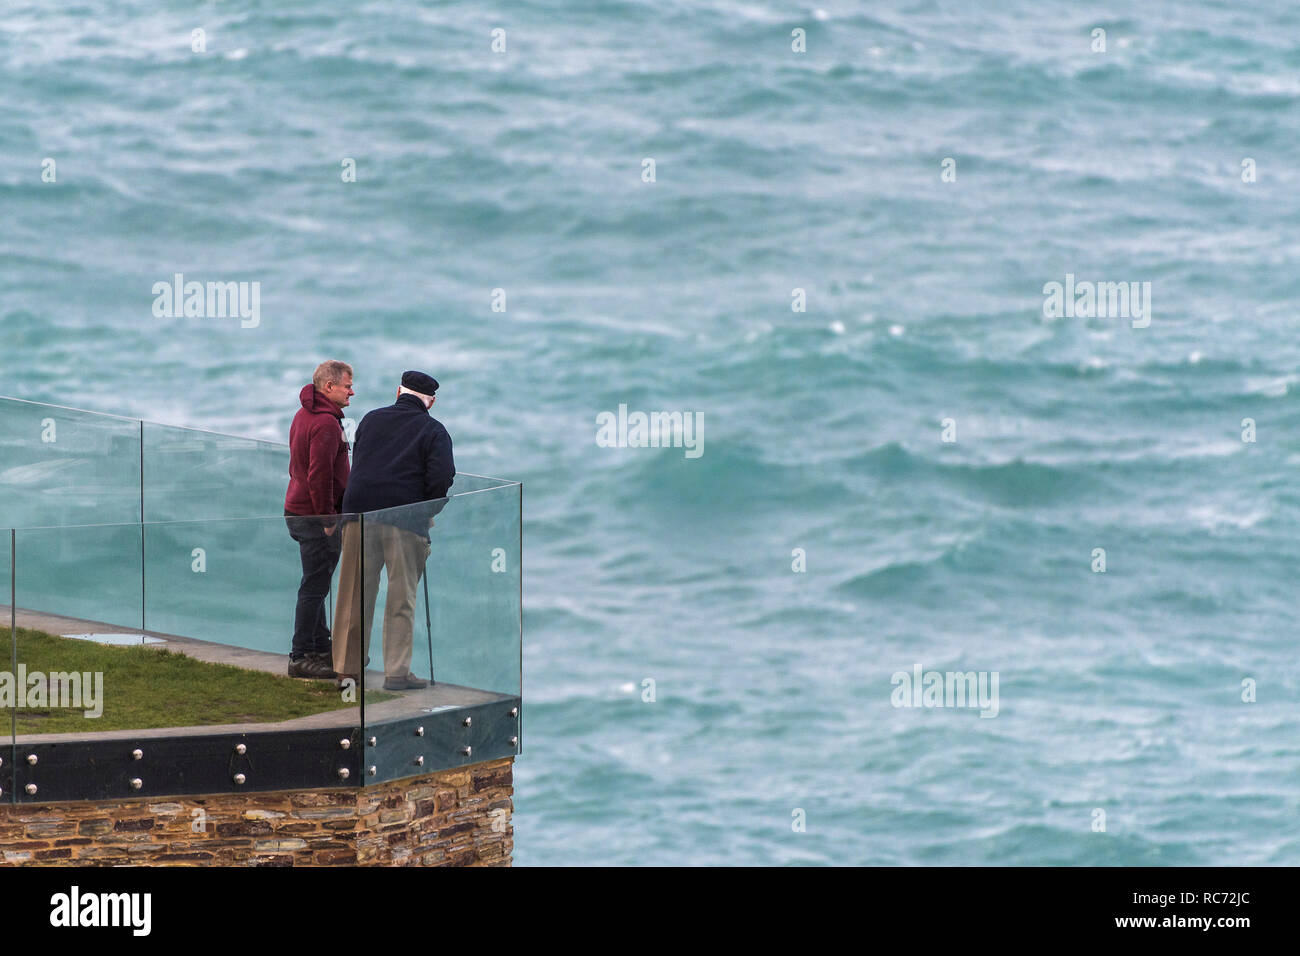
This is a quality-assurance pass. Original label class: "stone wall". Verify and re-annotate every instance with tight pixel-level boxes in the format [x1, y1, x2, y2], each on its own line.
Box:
[0, 757, 513, 866]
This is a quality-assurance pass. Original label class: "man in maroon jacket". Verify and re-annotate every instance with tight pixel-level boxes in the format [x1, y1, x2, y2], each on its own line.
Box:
[284, 360, 353, 679]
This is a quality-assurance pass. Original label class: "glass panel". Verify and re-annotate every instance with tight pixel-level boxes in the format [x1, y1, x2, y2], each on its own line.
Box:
[0, 397, 141, 527]
[16, 523, 144, 633]
[142, 511, 360, 731]
[329, 514, 372, 733]
[423, 485, 521, 698]
[141, 422, 289, 522]
[143, 512, 348, 656]
[13, 523, 143, 743]
[355, 485, 520, 718]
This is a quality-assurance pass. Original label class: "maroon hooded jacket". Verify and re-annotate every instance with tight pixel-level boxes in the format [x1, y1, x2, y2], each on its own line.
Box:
[285, 384, 350, 516]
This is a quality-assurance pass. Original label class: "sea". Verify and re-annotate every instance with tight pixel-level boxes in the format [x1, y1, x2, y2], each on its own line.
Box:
[2, 0, 1299, 865]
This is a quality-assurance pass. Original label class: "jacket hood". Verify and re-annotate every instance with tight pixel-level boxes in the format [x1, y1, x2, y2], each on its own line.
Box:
[300, 383, 344, 418]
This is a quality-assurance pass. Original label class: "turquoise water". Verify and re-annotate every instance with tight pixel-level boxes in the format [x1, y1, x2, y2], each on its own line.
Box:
[4, 1, 1300, 864]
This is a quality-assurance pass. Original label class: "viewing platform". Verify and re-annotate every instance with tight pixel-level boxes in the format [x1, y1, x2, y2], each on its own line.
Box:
[0, 396, 521, 865]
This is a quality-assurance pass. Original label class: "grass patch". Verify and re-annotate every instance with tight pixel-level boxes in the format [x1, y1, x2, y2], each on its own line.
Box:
[1, 627, 394, 734]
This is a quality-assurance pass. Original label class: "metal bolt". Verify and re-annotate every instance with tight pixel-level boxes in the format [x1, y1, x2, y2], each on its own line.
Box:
[460, 746, 472, 757]
[368, 736, 377, 747]
[233, 773, 246, 785]
[462, 717, 472, 727]
[414, 755, 424, 766]
[510, 707, 518, 717]
[415, 726, 424, 736]
[26, 754, 37, 766]
[368, 766, 377, 776]
[130, 778, 143, 790]
[510, 736, 518, 747]
[338, 767, 351, 781]
[339, 738, 351, 750]
[25, 783, 37, 795]
[235, 743, 247, 755]
[132, 749, 143, 760]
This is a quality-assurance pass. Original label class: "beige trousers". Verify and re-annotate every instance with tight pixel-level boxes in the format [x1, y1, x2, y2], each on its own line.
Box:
[331, 519, 431, 680]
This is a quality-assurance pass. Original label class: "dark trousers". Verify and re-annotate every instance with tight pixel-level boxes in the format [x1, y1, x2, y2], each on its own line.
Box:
[285, 511, 342, 659]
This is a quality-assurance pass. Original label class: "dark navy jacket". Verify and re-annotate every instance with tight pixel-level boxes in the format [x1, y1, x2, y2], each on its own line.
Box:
[342, 394, 455, 537]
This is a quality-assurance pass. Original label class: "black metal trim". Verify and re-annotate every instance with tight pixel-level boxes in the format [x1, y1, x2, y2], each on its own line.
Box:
[12, 727, 363, 803]
[6, 698, 520, 803]
[364, 697, 521, 786]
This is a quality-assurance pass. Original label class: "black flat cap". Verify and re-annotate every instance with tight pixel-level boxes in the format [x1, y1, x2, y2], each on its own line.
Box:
[401, 370, 439, 395]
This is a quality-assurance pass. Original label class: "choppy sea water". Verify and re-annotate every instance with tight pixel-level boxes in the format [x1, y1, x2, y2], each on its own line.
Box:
[3, 0, 1300, 864]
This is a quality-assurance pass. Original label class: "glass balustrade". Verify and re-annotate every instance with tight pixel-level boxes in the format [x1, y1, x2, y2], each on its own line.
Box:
[0, 398, 521, 801]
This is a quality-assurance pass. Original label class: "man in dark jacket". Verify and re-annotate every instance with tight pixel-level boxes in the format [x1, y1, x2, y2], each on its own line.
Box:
[284, 360, 353, 679]
[331, 370, 454, 689]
